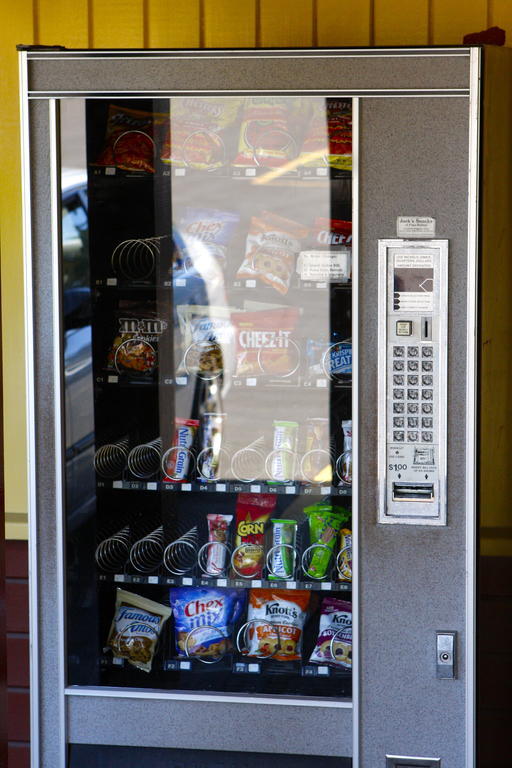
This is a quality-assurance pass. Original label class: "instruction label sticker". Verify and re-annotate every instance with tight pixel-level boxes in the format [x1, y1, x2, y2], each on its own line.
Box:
[397, 216, 436, 238]
[393, 252, 434, 312]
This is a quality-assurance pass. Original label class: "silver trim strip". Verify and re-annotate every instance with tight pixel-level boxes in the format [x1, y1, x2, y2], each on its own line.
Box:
[19, 50, 40, 768]
[465, 46, 480, 768]
[65, 686, 353, 708]
[351, 96, 360, 768]
[28, 89, 470, 100]
[49, 98, 67, 768]
[26, 47, 472, 60]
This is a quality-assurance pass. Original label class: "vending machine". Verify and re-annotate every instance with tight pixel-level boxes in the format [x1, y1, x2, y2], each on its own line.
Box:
[18, 45, 512, 767]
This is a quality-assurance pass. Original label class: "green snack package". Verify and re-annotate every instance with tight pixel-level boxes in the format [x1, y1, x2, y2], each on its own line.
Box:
[304, 503, 350, 579]
[268, 519, 298, 580]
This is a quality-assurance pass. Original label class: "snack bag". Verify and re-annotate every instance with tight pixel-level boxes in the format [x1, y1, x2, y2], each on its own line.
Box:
[231, 307, 300, 378]
[177, 207, 240, 271]
[297, 218, 352, 283]
[233, 97, 298, 168]
[269, 420, 299, 483]
[246, 588, 310, 661]
[309, 597, 352, 668]
[205, 514, 233, 576]
[106, 589, 171, 672]
[268, 519, 298, 580]
[176, 304, 234, 377]
[304, 502, 350, 579]
[298, 99, 352, 171]
[106, 305, 167, 378]
[231, 494, 276, 578]
[162, 417, 199, 482]
[162, 97, 241, 169]
[93, 105, 168, 173]
[337, 528, 352, 582]
[236, 212, 308, 295]
[170, 587, 245, 658]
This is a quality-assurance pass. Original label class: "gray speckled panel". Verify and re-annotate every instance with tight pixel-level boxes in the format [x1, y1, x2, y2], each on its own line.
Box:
[29, 99, 65, 767]
[67, 696, 352, 756]
[359, 97, 470, 766]
[27, 51, 470, 95]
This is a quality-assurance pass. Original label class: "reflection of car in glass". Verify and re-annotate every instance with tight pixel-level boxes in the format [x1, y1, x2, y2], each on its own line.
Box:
[62, 171, 95, 522]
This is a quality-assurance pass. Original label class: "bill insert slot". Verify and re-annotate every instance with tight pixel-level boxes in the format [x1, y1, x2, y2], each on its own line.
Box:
[392, 482, 434, 502]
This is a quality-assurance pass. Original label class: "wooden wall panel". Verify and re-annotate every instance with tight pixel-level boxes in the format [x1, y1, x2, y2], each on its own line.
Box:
[37, 0, 89, 48]
[317, 0, 371, 46]
[490, 0, 512, 37]
[146, 0, 200, 48]
[374, 0, 429, 45]
[260, 0, 313, 47]
[204, 0, 256, 47]
[91, 0, 144, 48]
[431, 0, 488, 44]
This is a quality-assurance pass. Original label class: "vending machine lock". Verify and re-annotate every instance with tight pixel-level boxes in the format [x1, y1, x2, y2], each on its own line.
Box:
[436, 631, 456, 679]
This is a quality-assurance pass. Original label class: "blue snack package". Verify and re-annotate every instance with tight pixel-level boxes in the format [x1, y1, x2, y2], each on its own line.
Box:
[170, 587, 246, 659]
[178, 207, 240, 271]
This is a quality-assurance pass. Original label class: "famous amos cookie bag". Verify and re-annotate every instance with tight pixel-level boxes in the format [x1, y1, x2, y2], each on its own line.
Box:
[246, 589, 310, 661]
[106, 589, 172, 673]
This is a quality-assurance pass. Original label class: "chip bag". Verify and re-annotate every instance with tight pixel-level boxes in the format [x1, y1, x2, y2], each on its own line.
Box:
[246, 588, 310, 661]
[106, 305, 167, 378]
[231, 494, 276, 578]
[170, 587, 245, 658]
[309, 597, 352, 668]
[162, 97, 241, 169]
[93, 104, 168, 173]
[304, 502, 350, 580]
[233, 97, 298, 168]
[298, 99, 352, 171]
[236, 211, 308, 295]
[177, 207, 240, 271]
[106, 589, 171, 672]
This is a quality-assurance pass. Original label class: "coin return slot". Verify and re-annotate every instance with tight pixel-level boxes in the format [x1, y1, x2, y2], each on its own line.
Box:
[392, 482, 434, 501]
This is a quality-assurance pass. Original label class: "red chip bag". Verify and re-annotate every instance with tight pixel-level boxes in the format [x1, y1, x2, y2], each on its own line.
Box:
[231, 307, 301, 378]
[94, 105, 168, 173]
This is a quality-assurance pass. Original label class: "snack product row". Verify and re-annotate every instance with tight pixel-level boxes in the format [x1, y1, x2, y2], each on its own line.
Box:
[92, 98, 352, 175]
[107, 586, 352, 673]
[104, 213, 351, 293]
[95, 496, 352, 584]
[102, 302, 351, 385]
[94, 418, 352, 486]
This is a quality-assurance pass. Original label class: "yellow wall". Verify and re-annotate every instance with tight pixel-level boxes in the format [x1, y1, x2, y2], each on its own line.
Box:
[1, 0, 511, 550]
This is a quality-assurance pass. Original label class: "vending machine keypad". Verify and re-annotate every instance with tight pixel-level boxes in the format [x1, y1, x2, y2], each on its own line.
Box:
[379, 240, 448, 524]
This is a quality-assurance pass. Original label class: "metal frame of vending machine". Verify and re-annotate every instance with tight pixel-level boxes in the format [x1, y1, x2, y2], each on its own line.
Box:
[18, 45, 512, 768]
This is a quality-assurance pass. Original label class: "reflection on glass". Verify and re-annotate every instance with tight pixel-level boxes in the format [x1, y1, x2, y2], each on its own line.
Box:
[61, 95, 353, 699]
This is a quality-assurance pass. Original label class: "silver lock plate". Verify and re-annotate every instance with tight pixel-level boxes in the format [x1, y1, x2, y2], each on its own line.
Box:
[436, 631, 456, 679]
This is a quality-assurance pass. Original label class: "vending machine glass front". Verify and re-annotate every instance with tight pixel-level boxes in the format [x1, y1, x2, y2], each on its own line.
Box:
[61, 95, 354, 701]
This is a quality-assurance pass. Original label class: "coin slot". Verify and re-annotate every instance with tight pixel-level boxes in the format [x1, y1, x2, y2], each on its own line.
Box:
[421, 316, 432, 340]
[392, 482, 434, 501]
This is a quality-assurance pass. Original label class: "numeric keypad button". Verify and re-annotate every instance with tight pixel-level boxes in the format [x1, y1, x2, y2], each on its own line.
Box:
[393, 389, 404, 400]
[422, 346, 433, 358]
[393, 360, 405, 371]
[422, 361, 433, 372]
[407, 375, 419, 386]
[422, 375, 433, 386]
[422, 403, 433, 414]
[393, 431, 405, 442]
[422, 431, 433, 442]
[408, 346, 419, 357]
[407, 389, 419, 400]
[408, 417, 419, 428]
[393, 346, 405, 357]
[422, 389, 433, 400]
[422, 417, 433, 429]
[407, 403, 419, 414]
[393, 375, 404, 386]
[393, 403, 405, 414]
[407, 360, 419, 372]
[393, 417, 404, 428]
[407, 431, 419, 442]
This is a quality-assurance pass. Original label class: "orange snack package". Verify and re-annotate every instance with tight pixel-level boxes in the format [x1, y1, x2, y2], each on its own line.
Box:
[246, 588, 310, 661]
